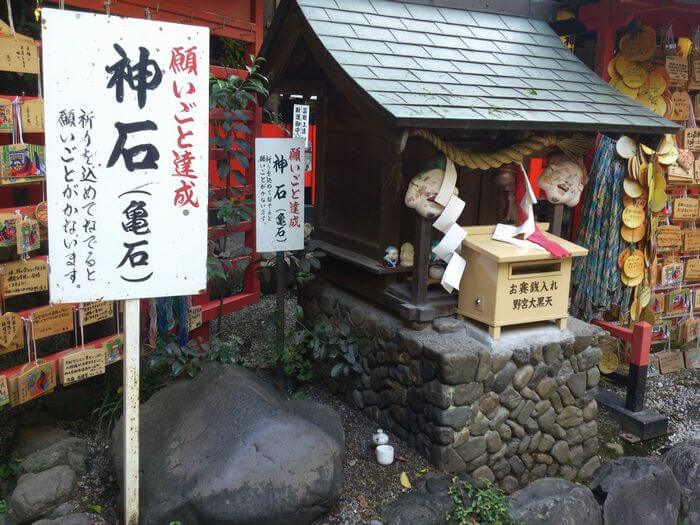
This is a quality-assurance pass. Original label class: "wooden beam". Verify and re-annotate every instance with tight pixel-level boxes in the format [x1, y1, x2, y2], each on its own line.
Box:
[410, 216, 432, 306]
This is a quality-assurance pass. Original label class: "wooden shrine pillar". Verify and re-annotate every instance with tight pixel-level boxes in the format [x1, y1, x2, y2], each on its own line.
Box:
[410, 216, 432, 305]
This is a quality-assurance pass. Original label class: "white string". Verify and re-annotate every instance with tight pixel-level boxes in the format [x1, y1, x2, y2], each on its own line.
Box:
[59, 0, 65, 9]
[115, 301, 120, 333]
[12, 96, 23, 144]
[5, 0, 14, 36]
[78, 303, 85, 351]
[23, 317, 30, 363]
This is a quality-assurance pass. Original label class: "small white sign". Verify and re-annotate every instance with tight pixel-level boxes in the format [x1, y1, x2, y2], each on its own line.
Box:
[255, 138, 305, 252]
[42, 9, 210, 302]
[292, 104, 310, 148]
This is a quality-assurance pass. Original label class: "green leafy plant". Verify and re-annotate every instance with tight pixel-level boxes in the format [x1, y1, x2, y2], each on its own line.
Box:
[446, 479, 516, 525]
[0, 499, 8, 514]
[300, 317, 362, 378]
[208, 55, 269, 330]
[149, 336, 241, 379]
[92, 368, 167, 435]
[275, 317, 315, 383]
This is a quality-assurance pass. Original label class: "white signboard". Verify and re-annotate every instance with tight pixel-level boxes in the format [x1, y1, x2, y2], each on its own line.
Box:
[292, 104, 310, 148]
[255, 138, 305, 252]
[42, 9, 209, 302]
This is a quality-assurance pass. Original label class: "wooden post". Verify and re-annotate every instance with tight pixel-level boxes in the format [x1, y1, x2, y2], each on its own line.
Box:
[626, 321, 652, 412]
[123, 298, 140, 525]
[275, 251, 285, 391]
[410, 216, 432, 305]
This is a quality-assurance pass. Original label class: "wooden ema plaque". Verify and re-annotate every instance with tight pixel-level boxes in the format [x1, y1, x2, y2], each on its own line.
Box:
[685, 128, 700, 152]
[685, 231, 700, 251]
[672, 198, 699, 220]
[657, 350, 686, 374]
[666, 56, 688, 87]
[17, 361, 56, 404]
[685, 348, 700, 369]
[656, 225, 682, 249]
[0, 374, 8, 408]
[60, 346, 106, 386]
[671, 92, 691, 122]
[0, 36, 39, 74]
[0, 312, 23, 355]
[1, 260, 48, 298]
[0, 97, 44, 134]
[80, 301, 114, 326]
[31, 304, 74, 340]
[686, 259, 700, 281]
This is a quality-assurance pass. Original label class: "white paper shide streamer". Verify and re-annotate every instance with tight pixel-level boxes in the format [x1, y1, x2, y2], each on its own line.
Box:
[431, 158, 467, 293]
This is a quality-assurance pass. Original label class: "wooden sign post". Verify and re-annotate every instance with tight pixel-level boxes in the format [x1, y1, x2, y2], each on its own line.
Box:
[42, 9, 209, 524]
[255, 138, 306, 390]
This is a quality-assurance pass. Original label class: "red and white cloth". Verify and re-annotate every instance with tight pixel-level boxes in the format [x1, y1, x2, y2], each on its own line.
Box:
[493, 163, 570, 258]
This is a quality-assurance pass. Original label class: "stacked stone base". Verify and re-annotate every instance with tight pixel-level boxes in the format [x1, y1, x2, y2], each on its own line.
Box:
[300, 281, 603, 491]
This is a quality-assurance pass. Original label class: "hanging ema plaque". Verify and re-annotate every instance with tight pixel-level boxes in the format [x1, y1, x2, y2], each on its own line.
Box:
[60, 346, 107, 386]
[17, 361, 56, 404]
[0, 374, 8, 408]
[0, 259, 48, 297]
[80, 301, 114, 326]
[0, 312, 23, 355]
[30, 304, 74, 339]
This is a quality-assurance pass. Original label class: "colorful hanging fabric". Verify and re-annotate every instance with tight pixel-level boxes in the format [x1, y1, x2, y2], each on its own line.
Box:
[572, 135, 627, 321]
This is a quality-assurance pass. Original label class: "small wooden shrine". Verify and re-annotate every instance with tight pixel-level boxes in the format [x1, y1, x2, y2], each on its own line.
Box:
[261, 0, 678, 324]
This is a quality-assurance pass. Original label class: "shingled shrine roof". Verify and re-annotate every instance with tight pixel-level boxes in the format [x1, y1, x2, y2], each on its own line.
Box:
[263, 0, 680, 134]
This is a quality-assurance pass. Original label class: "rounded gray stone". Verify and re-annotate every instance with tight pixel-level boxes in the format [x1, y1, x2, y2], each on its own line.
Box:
[591, 457, 681, 525]
[538, 434, 556, 453]
[493, 362, 517, 393]
[551, 441, 570, 464]
[432, 316, 465, 334]
[663, 441, 700, 525]
[9, 465, 77, 523]
[582, 400, 598, 422]
[513, 365, 534, 390]
[485, 430, 502, 453]
[509, 477, 602, 525]
[499, 385, 523, 410]
[577, 346, 602, 371]
[457, 436, 487, 463]
[472, 465, 495, 487]
[556, 406, 583, 428]
[535, 377, 558, 399]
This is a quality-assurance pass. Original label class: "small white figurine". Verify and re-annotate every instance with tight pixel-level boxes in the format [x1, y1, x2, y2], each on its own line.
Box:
[372, 429, 389, 446]
[383, 246, 399, 267]
[429, 264, 445, 280]
[537, 154, 587, 207]
[399, 242, 414, 267]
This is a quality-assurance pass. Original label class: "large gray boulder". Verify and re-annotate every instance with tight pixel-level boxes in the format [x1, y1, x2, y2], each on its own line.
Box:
[11, 426, 69, 459]
[590, 457, 681, 525]
[509, 478, 602, 525]
[112, 364, 344, 525]
[663, 441, 700, 524]
[8, 465, 77, 523]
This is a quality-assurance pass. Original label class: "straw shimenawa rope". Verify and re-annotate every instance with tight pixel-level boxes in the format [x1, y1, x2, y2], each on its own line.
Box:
[410, 129, 593, 170]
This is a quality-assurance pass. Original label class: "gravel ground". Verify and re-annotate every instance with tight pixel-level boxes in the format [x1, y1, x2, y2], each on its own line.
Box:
[597, 368, 700, 460]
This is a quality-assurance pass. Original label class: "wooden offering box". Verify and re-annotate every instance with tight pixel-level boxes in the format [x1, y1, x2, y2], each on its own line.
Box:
[457, 225, 588, 339]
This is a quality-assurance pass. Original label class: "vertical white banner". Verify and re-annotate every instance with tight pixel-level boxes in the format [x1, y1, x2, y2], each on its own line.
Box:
[255, 138, 305, 253]
[292, 104, 310, 147]
[42, 9, 209, 302]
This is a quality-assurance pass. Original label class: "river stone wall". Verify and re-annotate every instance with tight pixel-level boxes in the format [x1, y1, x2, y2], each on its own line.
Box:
[300, 281, 604, 492]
